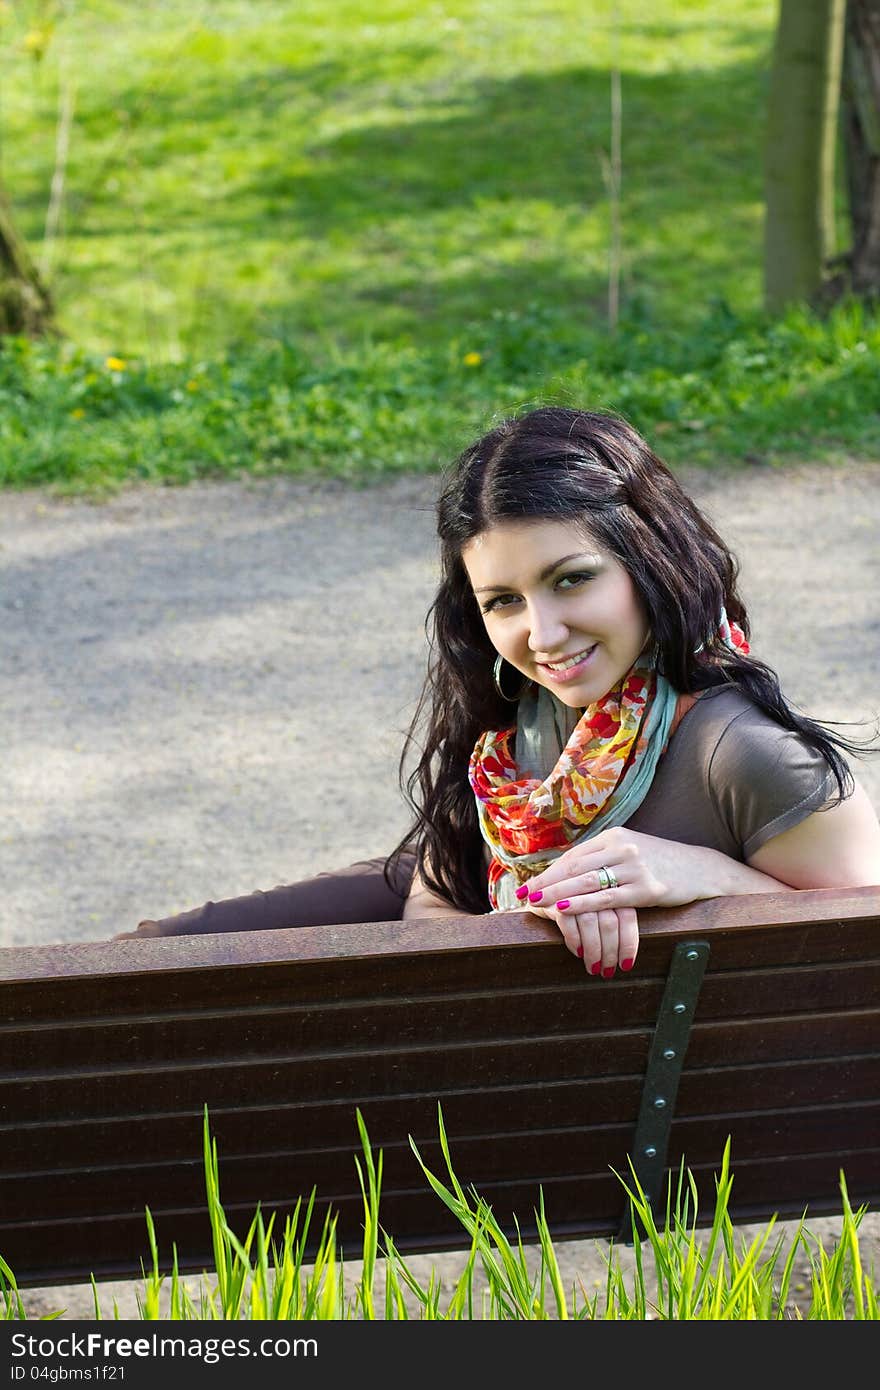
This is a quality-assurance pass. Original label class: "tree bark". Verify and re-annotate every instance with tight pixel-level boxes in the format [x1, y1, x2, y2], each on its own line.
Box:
[0, 188, 54, 337]
[763, 0, 847, 312]
[829, 0, 880, 300]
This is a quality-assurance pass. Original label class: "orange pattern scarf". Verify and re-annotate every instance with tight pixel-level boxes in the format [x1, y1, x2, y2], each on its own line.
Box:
[469, 618, 749, 910]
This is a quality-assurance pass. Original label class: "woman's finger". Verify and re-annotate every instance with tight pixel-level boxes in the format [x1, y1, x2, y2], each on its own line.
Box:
[591, 907, 640, 977]
[595, 909, 622, 977]
[568, 910, 600, 970]
[519, 863, 627, 909]
[536, 880, 635, 916]
[552, 911, 582, 958]
[615, 906, 639, 973]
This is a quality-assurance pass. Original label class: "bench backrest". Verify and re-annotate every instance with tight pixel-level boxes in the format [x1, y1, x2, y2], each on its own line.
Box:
[2, 885, 879, 1289]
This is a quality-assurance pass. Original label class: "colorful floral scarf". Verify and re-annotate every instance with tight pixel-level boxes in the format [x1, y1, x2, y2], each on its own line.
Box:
[468, 616, 750, 911]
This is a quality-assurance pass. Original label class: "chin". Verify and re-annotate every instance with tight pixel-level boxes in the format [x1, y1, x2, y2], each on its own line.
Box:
[538, 684, 589, 708]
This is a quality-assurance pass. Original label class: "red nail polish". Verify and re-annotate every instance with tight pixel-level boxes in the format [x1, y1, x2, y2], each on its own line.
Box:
[515, 884, 529, 901]
[576, 944, 584, 958]
[528, 890, 543, 903]
[620, 957, 634, 972]
[590, 962, 602, 975]
[556, 899, 570, 910]
[602, 967, 615, 979]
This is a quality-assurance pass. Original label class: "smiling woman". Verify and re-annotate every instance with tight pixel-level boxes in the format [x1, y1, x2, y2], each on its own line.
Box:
[120, 406, 880, 976]
[462, 519, 651, 706]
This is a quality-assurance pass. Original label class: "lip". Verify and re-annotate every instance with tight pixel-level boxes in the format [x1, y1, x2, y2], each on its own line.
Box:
[538, 644, 598, 684]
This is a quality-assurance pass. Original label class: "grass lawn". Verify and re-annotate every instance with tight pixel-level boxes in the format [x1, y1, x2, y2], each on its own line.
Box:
[1, 0, 877, 491]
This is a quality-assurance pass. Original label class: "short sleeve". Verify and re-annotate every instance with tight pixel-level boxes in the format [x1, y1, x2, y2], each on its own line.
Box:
[706, 706, 834, 858]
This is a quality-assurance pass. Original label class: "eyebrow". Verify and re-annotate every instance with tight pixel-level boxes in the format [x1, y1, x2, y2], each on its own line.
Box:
[472, 551, 602, 594]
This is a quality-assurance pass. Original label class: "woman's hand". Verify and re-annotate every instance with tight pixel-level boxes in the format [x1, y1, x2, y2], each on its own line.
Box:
[517, 826, 786, 976]
[525, 898, 640, 979]
[518, 825, 659, 976]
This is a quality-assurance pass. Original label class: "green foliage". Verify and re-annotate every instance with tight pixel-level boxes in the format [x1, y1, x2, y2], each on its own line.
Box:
[2, 1107, 877, 1320]
[1, 294, 878, 493]
[2, 1, 877, 490]
[1, 0, 777, 358]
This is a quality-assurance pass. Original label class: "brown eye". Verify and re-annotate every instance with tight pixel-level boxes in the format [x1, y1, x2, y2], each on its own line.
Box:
[482, 593, 519, 614]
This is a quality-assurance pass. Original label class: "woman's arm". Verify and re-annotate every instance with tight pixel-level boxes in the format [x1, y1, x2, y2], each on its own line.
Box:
[118, 856, 415, 938]
[517, 782, 880, 916]
[519, 826, 791, 918]
[402, 863, 486, 920]
[747, 779, 880, 887]
[516, 780, 880, 977]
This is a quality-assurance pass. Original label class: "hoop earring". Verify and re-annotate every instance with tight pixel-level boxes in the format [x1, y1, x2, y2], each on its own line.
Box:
[493, 653, 529, 703]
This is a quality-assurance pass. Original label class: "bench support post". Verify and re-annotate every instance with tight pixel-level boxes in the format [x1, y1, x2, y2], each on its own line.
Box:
[617, 939, 710, 1243]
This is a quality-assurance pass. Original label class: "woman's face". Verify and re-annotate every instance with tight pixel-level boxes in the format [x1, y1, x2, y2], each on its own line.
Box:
[462, 518, 651, 708]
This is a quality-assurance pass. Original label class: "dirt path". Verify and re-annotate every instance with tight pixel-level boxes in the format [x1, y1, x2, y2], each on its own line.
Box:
[2, 460, 878, 1317]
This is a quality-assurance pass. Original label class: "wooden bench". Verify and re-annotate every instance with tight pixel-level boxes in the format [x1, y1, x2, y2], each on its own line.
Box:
[2, 885, 878, 1291]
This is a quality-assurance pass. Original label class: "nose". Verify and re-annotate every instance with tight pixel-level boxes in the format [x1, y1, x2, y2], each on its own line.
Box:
[526, 598, 568, 654]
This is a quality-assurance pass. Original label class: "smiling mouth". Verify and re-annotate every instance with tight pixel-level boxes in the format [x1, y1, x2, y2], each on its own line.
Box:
[542, 645, 597, 673]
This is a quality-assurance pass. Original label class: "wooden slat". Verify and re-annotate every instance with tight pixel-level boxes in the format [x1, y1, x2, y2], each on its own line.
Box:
[2, 884, 878, 997]
[6, 1047, 877, 1168]
[6, 958, 879, 1072]
[5, 1096, 879, 1218]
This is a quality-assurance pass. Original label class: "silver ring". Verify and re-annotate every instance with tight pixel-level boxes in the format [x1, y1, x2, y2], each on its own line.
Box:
[597, 865, 618, 890]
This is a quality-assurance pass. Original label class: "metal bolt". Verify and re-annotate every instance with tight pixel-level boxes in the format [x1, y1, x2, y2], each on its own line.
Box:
[653, 1096, 666, 1109]
[663, 1047, 676, 1059]
[644, 1146, 657, 1158]
[673, 1002, 686, 1014]
[686, 949, 700, 960]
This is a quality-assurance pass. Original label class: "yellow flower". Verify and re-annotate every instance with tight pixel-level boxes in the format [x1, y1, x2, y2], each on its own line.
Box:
[462, 351, 483, 367]
[70, 408, 85, 420]
[23, 27, 51, 60]
[185, 379, 200, 392]
[105, 356, 126, 372]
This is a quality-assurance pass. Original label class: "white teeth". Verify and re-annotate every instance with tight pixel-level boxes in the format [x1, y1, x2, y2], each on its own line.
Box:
[547, 647, 594, 671]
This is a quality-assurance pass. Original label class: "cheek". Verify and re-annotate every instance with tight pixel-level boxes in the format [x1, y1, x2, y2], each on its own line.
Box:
[484, 619, 512, 654]
[609, 582, 650, 650]
[627, 597, 651, 640]
[483, 617, 524, 665]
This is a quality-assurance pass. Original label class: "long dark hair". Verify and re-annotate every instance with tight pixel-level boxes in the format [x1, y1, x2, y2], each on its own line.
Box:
[387, 406, 871, 912]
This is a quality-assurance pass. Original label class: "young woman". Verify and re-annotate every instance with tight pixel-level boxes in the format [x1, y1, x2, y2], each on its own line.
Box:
[122, 407, 880, 971]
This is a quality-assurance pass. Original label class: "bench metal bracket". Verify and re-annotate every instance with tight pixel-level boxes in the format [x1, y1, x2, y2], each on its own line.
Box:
[617, 939, 710, 1243]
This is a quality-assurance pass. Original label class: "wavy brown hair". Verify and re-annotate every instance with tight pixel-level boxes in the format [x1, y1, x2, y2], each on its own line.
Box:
[387, 406, 867, 912]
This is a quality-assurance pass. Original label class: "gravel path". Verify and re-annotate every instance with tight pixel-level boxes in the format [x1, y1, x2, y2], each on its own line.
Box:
[3, 460, 879, 1317]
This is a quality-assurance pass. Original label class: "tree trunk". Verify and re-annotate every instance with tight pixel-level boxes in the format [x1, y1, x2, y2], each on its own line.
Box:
[830, 0, 880, 299]
[763, 0, 847, 312]
[0, 189, 54, 337]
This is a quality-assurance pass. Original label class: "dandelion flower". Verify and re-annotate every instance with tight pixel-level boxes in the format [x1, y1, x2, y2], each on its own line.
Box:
[23, 28, 51, 60]
[70, 407, 85, 420]
[105, 356, 126, 372]
[462, 351, 483, 367]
